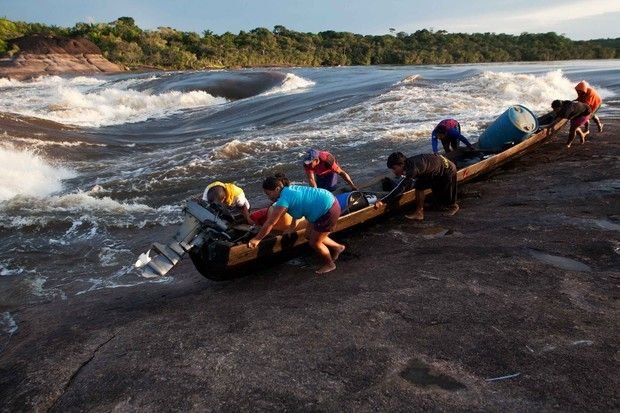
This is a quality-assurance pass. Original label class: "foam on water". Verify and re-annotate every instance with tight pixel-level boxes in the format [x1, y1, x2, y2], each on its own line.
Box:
[397, 74, 421, 85]
[44, 87, 227, 127]
[0, 143, 76, 202]
[261, 73, 315, 96]
[0, 191, 182, 229]
[1, 312, 18, 335]
[311, 69, 582, 146]
[0, 75, 227, 127]
[212, 135, 302, 161]
[28, 275, 67, 300]
[99, 246, 134, 267]
[6, 135, 107, 148]
[75, 273, 173, 295]
[0, 262, 24, 276]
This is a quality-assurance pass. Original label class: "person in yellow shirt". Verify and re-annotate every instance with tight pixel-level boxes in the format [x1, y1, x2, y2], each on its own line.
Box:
[203, 181, 254, 224]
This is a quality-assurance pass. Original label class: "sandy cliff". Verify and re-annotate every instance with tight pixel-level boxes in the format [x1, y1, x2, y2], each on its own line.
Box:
[0, 34, 124, 79]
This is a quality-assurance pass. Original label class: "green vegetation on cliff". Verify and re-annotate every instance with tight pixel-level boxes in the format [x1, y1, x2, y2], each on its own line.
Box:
[1, 17, 618, 69]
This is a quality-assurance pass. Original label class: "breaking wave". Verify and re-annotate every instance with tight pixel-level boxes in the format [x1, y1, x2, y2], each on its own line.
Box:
[260, 73, 315, 96]
[0, 192, 182, 229]
[0, 75, 227, 127]
[0, 144, 76, 202]
[312, 69, 582, 145]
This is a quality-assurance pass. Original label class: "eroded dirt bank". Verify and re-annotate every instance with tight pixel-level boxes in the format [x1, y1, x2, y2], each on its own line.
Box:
[0, 121, 618, 411]
[0, 35, 123, 79]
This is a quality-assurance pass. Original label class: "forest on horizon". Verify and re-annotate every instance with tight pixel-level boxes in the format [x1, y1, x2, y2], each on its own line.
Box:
[1, 17, 618, 69]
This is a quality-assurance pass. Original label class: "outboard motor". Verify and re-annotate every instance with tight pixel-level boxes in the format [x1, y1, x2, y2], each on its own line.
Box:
[135, 200, 233, 277]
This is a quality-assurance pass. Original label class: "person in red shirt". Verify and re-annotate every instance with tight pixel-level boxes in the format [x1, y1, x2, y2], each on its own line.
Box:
[303, 149, 357, 192]
[575, 80, 604, 133]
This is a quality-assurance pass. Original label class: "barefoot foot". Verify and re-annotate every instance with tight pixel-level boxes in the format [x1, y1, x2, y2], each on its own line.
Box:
[331, 245, 346, 261]
[316, 262, 336, 274]
[405, 211, 424, 221]
[445, 204, 460, 216]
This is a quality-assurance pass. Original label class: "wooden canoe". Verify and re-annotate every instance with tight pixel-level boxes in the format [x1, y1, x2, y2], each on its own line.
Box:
[188, 119, 567, 280]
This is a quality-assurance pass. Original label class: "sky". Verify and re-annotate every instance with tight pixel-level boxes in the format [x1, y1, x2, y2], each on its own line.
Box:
[3, 0, 620, 40]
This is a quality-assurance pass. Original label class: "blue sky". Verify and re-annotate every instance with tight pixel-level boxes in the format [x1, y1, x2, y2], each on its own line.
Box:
[3, 0, 620, 40]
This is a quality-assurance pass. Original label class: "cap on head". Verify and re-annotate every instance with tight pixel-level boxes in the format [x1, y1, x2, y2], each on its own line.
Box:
[303, 149, 320, 165]
[575, 81, 589, 93]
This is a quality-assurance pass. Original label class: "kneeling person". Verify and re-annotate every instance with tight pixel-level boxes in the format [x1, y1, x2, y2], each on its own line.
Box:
[203, 181, 254, 224]
[375, 152, 458, 221]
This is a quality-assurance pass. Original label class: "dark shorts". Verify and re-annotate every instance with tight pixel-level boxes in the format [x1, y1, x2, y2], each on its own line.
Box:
[414, 165, 457, 206]
[316, 172, 339, 192]
[440, 136, 461, 151]
[312, 200, 341, 233]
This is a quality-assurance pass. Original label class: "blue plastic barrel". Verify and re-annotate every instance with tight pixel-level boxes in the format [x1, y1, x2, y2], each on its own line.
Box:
[479, 105, 539, 151]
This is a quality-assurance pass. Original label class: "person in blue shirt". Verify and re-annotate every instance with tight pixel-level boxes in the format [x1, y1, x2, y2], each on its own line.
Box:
[432, 119, 474, 153]
[248, 173, 345, 274]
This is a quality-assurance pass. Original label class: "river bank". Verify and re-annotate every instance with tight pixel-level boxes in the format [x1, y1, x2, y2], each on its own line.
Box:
[1, 118, 618, 411]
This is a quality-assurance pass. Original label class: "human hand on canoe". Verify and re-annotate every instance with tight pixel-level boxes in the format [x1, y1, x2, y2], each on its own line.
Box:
[248, 238, 261, 248]
[374, 200, 384, 209]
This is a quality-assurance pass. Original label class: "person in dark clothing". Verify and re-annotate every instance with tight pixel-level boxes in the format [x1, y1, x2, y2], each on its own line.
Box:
[374, 152, 459, 221]
[431, 119, 475, 153]
[548, 100, 592, 148]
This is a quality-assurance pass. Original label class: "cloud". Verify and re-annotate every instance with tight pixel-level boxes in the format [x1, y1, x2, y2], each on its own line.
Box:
[496, 0, 620, 27]
[412, 0, 620, 37]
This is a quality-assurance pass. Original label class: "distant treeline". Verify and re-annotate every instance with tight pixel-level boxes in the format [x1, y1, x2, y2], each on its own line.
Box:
[1, 17, 618, 69]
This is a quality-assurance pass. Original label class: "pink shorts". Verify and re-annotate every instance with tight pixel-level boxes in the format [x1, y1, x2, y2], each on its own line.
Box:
[571, 115, 590, 128]
[312, 200, 340, 233]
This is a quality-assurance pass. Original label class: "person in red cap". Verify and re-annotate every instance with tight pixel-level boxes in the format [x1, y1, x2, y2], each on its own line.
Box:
[575, 80, 604, 133]
[303, 149, 357, 192]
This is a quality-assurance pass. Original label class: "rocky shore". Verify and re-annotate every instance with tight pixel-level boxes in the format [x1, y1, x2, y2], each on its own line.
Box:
[0, 34, 124, 80]
[0, 121, 618, 411]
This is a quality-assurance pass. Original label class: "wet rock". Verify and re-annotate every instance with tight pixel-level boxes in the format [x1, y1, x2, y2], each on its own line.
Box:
[1, 120, 619, 411]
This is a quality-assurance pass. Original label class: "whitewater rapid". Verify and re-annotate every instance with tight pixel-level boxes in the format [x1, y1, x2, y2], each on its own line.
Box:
[0, 62, 617, 299]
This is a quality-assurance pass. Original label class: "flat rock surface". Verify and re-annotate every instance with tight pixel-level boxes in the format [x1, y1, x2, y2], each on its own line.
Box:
[1, 122, 618, 411]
